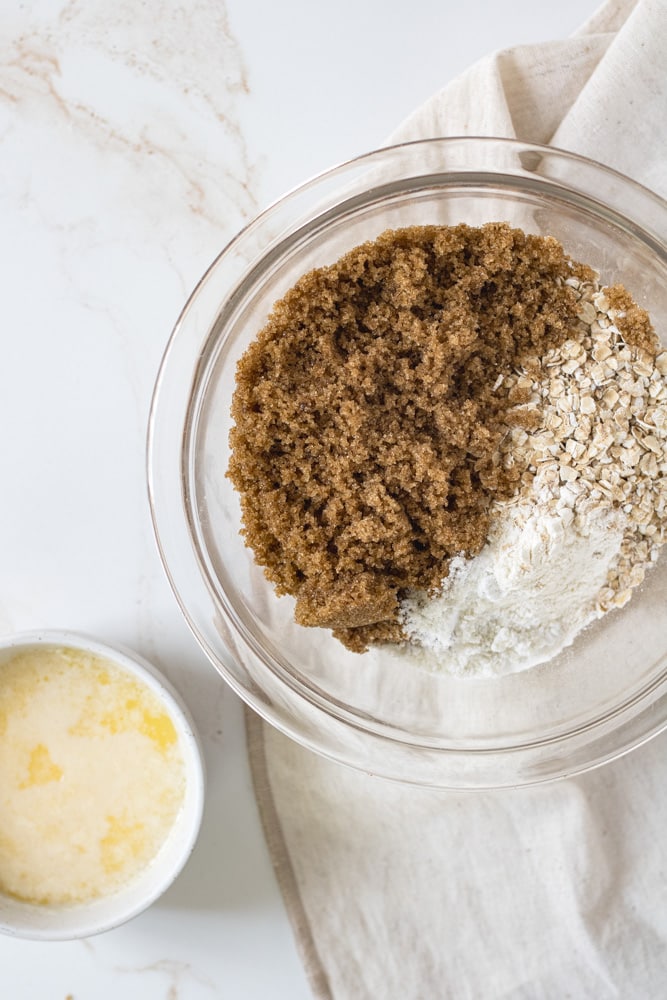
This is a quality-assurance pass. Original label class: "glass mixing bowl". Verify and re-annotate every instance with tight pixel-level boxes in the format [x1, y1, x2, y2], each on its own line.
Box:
[148, 137, 667, 788]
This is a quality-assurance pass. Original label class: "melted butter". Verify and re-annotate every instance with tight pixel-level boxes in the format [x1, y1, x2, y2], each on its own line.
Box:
[20, 744, 63, 788]
[0, 646, 186, 906]
[100, 813, 147, 874]
[138, 708, 178, 753]
[95, 695, 178, 753]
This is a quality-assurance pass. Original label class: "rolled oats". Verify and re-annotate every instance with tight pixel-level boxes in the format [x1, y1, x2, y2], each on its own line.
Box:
[500, 274, 667, 615]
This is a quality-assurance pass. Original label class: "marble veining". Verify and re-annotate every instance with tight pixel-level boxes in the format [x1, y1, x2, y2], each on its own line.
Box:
[0, 2, 270, 995]
[115, 958, 216, 999]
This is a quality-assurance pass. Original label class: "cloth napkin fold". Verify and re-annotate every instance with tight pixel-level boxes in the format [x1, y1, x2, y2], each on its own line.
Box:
[247, 2, 667, 997]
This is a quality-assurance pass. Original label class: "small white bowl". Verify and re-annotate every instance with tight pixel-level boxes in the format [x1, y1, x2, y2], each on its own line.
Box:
[0, 630, 205, 940]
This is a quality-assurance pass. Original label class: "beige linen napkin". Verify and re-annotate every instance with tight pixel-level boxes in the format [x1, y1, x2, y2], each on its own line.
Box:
[247, 2, 667, 997]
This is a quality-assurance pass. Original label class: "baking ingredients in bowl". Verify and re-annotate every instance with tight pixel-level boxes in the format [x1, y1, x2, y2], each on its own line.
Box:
[228, 223, 667, 670]
[0, 646, 186, 905]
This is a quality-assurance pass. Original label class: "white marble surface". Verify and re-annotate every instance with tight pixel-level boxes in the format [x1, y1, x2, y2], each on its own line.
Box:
[0, 0, 600, 996]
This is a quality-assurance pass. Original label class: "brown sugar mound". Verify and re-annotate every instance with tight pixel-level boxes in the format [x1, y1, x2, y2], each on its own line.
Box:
[228, 223, 579, 651]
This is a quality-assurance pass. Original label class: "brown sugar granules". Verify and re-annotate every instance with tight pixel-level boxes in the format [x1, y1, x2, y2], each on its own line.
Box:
[604, 283, 655, 353]
[228, 223, 580, 651]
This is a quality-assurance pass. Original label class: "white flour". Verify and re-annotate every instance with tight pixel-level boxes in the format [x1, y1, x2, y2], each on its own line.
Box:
[401, 502, 626, 677]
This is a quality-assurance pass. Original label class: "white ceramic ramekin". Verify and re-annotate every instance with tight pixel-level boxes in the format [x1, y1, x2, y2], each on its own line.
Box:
[0, 630, 205, 940]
